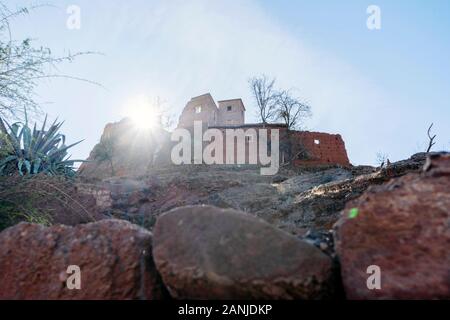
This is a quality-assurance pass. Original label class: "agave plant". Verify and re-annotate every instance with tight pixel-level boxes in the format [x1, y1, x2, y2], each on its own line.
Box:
[0, 111, 84, 176]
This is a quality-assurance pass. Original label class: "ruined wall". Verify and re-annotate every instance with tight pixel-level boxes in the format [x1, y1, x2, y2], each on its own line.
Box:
[207, 126, 350, 167]
[208, 125, 283, 165]
[199, 126, 351, 167]
[292, 131, 350, 167]
[178, 93, 218, 128]
[81, 119, 350, 180]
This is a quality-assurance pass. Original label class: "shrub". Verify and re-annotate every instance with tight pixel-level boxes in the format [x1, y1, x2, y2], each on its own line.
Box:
[0, 174, 96, 231]
[0, 111, 84, 177]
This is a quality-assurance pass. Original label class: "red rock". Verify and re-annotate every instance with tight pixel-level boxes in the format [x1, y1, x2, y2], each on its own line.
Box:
[0, 220, 167, 299]
[78, 118, 172, 179]
[152, 205, 335, 299]
[334, 154, 450, 299]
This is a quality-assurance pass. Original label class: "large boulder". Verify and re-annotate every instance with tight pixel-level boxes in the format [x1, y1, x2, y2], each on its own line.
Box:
[334, 154, 450, 299]
[152, 205, 335, 299]
[0, 220, 167, 299]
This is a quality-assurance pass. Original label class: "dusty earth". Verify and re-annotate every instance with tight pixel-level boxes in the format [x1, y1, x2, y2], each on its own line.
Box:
[78, 152, 431, 239]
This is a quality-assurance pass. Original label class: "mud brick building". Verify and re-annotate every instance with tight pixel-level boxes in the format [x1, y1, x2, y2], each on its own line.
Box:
[178, 93, 350, 166]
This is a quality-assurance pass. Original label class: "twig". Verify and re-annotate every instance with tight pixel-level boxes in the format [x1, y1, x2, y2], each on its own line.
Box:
[426, 123, 436, 153]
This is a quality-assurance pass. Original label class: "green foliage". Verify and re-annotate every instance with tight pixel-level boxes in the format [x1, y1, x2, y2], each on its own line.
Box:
[0, 199, 52, 231]
[0, 175, 52, 231]
[0, 111, 84, 177]
[0, 132, 12, 158]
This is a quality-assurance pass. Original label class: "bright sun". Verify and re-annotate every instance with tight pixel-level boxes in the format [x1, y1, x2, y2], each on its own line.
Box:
[125, 95, 159, 130]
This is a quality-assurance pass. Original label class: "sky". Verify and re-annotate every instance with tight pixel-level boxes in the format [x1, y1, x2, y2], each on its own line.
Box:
[4, 0, 450, 165]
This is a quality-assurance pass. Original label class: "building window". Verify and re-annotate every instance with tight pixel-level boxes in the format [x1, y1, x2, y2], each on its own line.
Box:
[245, 135, 254, 143]
[195, 106, 202, 114]
[227, 106, 232, 111]
[314, 139, 320, 145]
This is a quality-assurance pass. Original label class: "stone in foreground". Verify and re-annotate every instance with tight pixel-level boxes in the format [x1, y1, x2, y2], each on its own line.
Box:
[152, 205, 335, 299]
[334, 154, 450, 299]
[0, 220, 167, 299]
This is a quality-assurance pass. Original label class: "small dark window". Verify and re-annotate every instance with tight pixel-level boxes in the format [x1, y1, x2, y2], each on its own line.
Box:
[227, 106, 232, 111]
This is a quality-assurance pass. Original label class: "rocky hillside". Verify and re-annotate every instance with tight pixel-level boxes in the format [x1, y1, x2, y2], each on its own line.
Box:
[0, 116, 448, 300]
[77, 152, 434, 237]
[0, 153, 448, 299]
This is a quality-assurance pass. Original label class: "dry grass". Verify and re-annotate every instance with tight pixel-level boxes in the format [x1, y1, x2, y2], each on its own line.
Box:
[0, 174, 96, 231]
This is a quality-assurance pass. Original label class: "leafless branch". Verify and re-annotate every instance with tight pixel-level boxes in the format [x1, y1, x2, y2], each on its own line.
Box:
[0, 3, 100, 121]
[275, 89, 311, 130]
[248, 75, 278, 124]
[426, 123, 437, 153]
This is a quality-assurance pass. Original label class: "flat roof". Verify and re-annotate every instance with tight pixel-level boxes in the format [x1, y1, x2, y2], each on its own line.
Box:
[190, 93, 213, 100]
[210, 123, 287, 129]
[217, 98, 243, 103]
[217, 98, 246, 111]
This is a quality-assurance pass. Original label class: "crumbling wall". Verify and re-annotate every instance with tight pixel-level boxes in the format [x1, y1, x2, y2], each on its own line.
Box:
[292, 131, 350, 167]
[206, 126, 350, 167]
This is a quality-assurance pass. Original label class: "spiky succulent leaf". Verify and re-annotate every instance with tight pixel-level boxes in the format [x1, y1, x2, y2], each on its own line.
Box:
[17, 158, 24, 176]
[0, 155, 17, 167]
[32, 158, 42, 174]
[0, 111, 83, 177]
[24, 160, 31, 174]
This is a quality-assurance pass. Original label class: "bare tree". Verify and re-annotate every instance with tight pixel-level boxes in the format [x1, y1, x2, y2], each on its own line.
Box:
[375, 152, 388, 168]
[275, 90, 311, 130]
[0, 3, 98, 122]
[426, 123, 436, 153]
[248, 75, 278, 124]
[273, 90, 311, 164]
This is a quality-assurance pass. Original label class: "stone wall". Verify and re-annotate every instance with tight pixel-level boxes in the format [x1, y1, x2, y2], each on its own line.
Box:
[80, 119, 351, 180]
[292, 131, 350, 167]
[208, 125, 351, 167]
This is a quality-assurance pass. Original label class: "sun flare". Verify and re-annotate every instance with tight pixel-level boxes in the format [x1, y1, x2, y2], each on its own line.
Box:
[124, 95, 159, 130]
